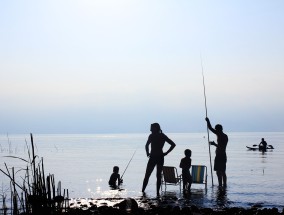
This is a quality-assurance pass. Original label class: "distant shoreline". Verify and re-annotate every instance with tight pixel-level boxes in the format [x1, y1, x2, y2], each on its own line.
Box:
[2, 131, 284, 135]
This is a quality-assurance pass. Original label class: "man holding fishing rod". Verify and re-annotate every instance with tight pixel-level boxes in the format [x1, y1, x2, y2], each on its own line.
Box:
[205, 117, 228, 188]
[142, 123, 176, 196]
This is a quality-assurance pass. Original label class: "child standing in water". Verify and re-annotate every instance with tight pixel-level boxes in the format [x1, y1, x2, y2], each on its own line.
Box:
[180, 149, 192, 193]
[109, 166, 123, 188]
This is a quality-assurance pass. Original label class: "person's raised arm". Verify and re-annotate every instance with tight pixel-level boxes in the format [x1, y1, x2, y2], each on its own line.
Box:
[205, 117, 217, 134]
[163, 137, 176, 156]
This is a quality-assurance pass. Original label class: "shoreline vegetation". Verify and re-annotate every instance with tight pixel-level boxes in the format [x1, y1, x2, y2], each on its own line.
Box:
[1, 134, 283, 214]
[0, 133, 69, 215]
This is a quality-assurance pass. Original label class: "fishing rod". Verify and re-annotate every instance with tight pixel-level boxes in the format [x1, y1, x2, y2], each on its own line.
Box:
[121, 148, 137, 179]
[200, 55, 214, 186]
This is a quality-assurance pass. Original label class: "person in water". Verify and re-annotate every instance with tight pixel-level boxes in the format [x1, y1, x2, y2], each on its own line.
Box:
[205, 117, 228, 187]
[142, 123, 176, 196]
[179, 149, 192, 193]
[109, 166, 123, 188]
[259, 138, 268, 150]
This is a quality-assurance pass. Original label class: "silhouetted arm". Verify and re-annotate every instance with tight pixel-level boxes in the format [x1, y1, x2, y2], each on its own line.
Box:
[145, 136, 151, 157]
[179, 159, 183, 168]
[205, 117, 217, 134]
[163, 137, 176, 156]
[210, 141, 217, 147]
[118, 174, 123, 185]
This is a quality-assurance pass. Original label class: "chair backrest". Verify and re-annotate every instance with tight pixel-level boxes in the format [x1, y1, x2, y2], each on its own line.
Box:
[162, 166, 179, 184]
[191, 165, 207, 184]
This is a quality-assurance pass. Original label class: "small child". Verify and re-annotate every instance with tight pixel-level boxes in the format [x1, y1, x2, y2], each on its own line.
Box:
[109, 166, 123, 188]
[179, 149, 192, 193]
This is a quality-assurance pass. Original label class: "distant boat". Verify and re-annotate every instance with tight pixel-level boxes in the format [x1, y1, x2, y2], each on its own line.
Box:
[246, 145, 274, 151]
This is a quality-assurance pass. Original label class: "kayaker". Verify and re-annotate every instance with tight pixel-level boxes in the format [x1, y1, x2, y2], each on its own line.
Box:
[259, 138, 268, 150]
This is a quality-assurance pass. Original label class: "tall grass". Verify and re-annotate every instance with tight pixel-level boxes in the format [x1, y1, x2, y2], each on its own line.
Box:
[0, 133, 69, 215]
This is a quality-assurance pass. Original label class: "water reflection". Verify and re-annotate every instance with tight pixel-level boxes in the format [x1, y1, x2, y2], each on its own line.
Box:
[260, 152, 268, 164]
[159, 188, 210, 208]
[214, 187, 229, 207]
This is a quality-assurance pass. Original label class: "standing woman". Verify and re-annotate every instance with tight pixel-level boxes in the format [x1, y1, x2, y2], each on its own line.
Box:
[142, 123, 176, 196]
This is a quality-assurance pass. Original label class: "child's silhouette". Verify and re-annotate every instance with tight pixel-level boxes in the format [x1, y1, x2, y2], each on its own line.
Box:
[179, 149, 192, 193]
[109, 166, 123, 189]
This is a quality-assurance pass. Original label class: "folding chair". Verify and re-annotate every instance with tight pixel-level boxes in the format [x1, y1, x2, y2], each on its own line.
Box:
[191, 165, 207, 188]
[161, 166, 182, 192]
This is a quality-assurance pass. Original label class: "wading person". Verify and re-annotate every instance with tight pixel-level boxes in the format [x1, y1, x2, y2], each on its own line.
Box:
[205, 117, 228, 187]
[142, 123, 176, 196]
[179, 149, 192, 193]
[109, 166, 123, 189]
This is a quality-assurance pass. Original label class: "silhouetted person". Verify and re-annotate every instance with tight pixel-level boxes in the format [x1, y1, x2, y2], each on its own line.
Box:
[205, 117, 228, 187]
[142, 123, 176, 196]
[259, 138, 267, 151]
[179, 149, 192, 193]
[109, 166, 123, 188]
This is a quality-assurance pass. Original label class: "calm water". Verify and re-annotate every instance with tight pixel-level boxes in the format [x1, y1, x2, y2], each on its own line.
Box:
[1, 132, 284, 209]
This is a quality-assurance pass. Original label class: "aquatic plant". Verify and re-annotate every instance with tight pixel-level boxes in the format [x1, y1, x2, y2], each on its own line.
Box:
[0, 133, 69, 214]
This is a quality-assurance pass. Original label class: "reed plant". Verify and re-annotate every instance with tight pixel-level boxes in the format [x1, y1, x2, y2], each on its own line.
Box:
[0, 133, 69, 215]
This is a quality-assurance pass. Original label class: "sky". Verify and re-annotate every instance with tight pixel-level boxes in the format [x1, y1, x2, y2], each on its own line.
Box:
[0, 0, 284, 134]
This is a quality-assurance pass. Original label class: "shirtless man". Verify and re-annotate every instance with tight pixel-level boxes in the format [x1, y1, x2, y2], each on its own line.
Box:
[205, 117, 228, 187]
[142, 123, 176, 196]
[259, 138, 268, 151]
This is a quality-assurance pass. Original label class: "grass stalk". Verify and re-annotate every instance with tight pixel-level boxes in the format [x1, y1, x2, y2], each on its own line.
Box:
[1, 133, 70, 214]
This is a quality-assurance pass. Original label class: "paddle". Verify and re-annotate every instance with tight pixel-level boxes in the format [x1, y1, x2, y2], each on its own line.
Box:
[252, 144, 274, 149]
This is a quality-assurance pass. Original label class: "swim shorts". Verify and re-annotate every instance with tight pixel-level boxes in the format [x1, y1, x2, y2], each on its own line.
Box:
[214, 153, 227, 171]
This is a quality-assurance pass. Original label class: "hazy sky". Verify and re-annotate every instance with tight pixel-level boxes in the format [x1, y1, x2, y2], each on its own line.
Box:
[1, 1, 284, 134]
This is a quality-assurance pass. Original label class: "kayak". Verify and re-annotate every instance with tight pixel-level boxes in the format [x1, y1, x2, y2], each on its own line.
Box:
[246, 145, 274, 151]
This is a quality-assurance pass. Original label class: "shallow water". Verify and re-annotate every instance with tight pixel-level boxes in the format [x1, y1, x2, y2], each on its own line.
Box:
[0, 132, 284, 209]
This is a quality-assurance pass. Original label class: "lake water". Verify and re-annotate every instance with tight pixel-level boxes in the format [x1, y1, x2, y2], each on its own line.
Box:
[0, 132, 284, 210]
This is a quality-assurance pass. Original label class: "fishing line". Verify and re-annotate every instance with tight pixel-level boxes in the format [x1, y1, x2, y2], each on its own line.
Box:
[200, 55, 214, 186]
[121, 148, 137, 179]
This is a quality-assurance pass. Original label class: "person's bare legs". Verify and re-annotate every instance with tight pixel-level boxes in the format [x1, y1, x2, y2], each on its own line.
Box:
[216, 171, 223, 187]
[222, 171, 227, 187]
[183, 181, 187, 192]
[142, 161, 155, 192]
[156, 164, 163, 196]
[217, 171, 227, 187]
[188, 176, 192, 191]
